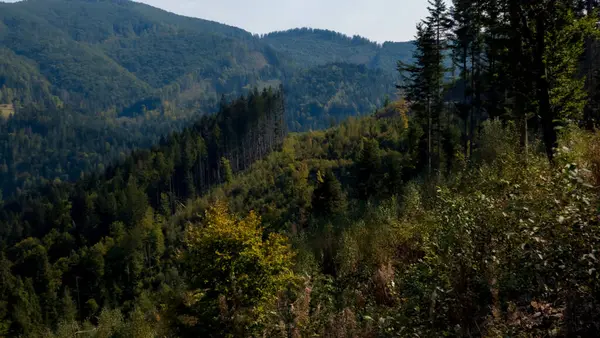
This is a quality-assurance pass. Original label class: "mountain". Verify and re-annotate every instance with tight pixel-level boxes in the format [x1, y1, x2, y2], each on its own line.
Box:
[262, 28, 414, 70]
[0, 0, 412, 119]
[0, 0, 413, 197]
[0, 0, 279, 113]
[1, 0, 600, 336]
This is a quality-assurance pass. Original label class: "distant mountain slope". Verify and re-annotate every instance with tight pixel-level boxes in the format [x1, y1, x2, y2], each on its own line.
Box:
[0, 1, 152, 112]
[0, 0, 280, 113]
[262, 28, 414, 71]
[285, 63, 395, 130]
[263, 28, 382, 67]
[0, 0, 415, 197]
[0, 0, 412, 121]
[372, 41, 416, 71]
[0, 48, 56, 107]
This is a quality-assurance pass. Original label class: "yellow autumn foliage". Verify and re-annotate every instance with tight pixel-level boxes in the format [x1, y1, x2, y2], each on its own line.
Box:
[181, 201, 296, 334]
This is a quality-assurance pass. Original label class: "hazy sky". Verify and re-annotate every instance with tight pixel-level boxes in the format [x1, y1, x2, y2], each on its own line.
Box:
[1, 0, 428, 42]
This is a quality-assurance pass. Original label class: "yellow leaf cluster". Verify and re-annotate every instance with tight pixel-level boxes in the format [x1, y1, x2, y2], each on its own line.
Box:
[181, 200, 296, 329]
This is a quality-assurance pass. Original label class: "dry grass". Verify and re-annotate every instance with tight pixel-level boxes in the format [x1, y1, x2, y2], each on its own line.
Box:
[589, 132, 600, 187]
[0, 104, 14, 119]
[559, 127, 600, 187]
[373, 261, 396, 306]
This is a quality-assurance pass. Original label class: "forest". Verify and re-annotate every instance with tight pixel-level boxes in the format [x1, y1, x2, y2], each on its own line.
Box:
[0, 0, 600, 337]
[0, 0, 415, 198]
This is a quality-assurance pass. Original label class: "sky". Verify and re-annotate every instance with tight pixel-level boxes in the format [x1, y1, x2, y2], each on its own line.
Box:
[1, 0, 428, 42]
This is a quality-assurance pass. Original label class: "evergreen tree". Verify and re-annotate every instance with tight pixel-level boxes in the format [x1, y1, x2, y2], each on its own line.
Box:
[400, 1, 450, 174]
[514, 0, 596, 160]
[426, 0, 453, 165]
[450, 0, 484, 157]
[356, 138, 382, 198]
[312, 170, 345, 216]
[399, 22, 437, 175]
[221, 157, 233, 184]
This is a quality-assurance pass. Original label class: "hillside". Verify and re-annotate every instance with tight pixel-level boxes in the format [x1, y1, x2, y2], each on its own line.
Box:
[0, 0, 415, 197]
[263, 28, 414, 71]
[0, 0, 413, 119]
[0, 0, 277, 113]
[0, 97, 598, 336]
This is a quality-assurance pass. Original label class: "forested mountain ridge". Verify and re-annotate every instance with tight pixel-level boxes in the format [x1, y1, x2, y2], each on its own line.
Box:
[0, 0, 280, 113]
[0, 0, 412, 118]
[262, 28, 414, 71]
[0, 0, 412, 197]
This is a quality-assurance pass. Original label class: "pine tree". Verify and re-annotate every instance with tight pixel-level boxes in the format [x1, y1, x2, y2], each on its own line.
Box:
[221, 157, 233, 184]
[516, 0, 596, 160]
[356, 138, 382, 198]
[450, 0, 484, 158]
[581, 0, 600, 127]
[399, 0, 450, 174]
[426, 0, 453, 166]
[480, 0, 511, 121]
[399, 22, 437, 175]
[312, 170, 345, 216]
[451, 0, 475, 157]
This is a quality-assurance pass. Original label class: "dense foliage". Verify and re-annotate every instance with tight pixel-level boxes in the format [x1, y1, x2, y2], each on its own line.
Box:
[0, 89, 286, 336]
[284, 63, 394, 130]
[3, 108, 598, 337]
[1, 0, 600, 337]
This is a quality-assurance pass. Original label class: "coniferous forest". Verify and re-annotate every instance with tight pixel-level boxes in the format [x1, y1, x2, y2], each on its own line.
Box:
[0, 0, 600, 337]
[0, 0, 407, 198]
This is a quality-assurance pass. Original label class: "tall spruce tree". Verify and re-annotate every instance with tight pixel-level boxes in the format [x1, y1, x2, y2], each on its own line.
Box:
[312, 170, 345, 216]
[515, 0, 596, 160]
[399, 22, 436, 175]
[399, 0, 450, 174]
[426, 0, 453, 166]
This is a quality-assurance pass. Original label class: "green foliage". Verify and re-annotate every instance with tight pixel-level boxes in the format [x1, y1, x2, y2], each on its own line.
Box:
[0, 91, 286, 336]
[263, 28, 414, 70]
[546, 6, 598, 122]
[1, 1, 600, 336]
[356, 138, 383, 198]
[221, 157, 233, 184]
[2, 98, 600, 337]
[279, 122, 600, 337]
[179, 201, 296, 336]
[284, 63, 396, 131]
[312, 170, 346, 216]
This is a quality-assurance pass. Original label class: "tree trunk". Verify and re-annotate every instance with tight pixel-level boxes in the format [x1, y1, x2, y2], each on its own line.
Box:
[463, 48, 469, 159]
[428, 97, 432, 176]
[535, 14, 556, 161]
[509, 0, 529, 156]
[583, 0, 597, 129]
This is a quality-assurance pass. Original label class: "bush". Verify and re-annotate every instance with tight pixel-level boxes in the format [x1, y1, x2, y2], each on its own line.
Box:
[179, 201, 297, 336]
